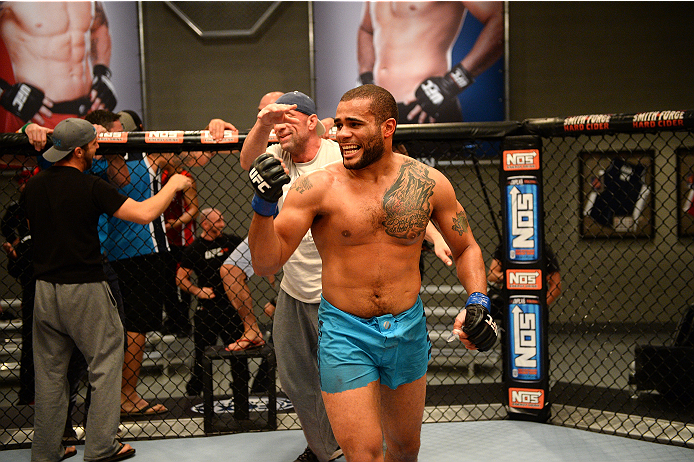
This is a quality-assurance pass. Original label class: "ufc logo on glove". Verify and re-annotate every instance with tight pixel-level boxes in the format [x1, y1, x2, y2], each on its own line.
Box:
[12, 84, 32, 111]
[249, 167, 271, 194]
[420, 81, 444, 105]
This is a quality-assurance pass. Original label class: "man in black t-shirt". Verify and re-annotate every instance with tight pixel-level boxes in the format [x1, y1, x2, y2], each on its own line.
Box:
[23, 118, 191, 462]
[177, 208, 251, 415]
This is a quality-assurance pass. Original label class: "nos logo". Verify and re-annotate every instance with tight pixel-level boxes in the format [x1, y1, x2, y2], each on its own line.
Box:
[509, 388, 544, 409]
[510, 184, 535, 248]
[512, 304, 537, 369]
[145, 131, 184, 143]
[507, 269, 542, 290]
[509, 296, 541, 381]
[504, 149, 540, 171]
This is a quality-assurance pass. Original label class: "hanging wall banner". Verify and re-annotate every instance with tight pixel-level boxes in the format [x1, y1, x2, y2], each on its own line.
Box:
[0, 1, 143, 132]
[313, 1, 506, 123]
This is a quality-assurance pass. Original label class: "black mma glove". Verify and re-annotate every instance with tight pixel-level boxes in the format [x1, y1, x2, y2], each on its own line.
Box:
[91, 64, 117, 111]
[463, 292, 499, 352]
[413, 63, 474, 120]
[249, 153, 290, 217]
[0, 79, 45, 122]
[358, 72, 374, 86]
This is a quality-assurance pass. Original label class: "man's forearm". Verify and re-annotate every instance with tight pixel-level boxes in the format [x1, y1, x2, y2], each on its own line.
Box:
[356, 1, 375, 76]
[176, 275, 199, 296]
[91, 2, 112, 66]
[248, 214, 285, 277]
[424, 221, 443, 244]
[175, 185, 199, 227]
[90, 26, 112, 67]
[106, 155, 130, 187]
[357, 29, 376, 75]
[240, 122, 273, 171]
[460, 5, 504, 77]
[142, 180, 182, 220]
[455, 244, 488, 296]
[114, 180, 181, 224]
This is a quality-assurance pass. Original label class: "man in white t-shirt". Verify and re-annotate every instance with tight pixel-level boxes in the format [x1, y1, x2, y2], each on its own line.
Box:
[240, 91, 342, 462]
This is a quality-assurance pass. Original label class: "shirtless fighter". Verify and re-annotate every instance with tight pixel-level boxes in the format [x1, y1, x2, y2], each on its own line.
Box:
[247, 84, 498, 461]
[357, 1, 503, 124]
[0, 1, 116, 132]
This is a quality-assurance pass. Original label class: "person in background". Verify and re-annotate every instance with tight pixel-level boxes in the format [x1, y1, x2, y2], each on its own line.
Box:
[24, 117, 191, 462]
[240, 90, 343, 462]
[487, 242, 562, 320]
[87, 109, 173, 416]
[161, 162, 199, 338]
[175, 208, 250, 410]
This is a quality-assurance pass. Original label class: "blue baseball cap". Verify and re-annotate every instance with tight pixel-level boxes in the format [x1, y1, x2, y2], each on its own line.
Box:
[275, 91, 325, 136]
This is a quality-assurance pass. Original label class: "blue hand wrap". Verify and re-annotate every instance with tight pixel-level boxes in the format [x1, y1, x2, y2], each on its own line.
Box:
[465, 292, 491, 312]
[251, 194, 278, 217]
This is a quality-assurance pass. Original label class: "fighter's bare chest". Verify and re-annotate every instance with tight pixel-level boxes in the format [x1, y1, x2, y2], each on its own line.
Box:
[13, 3, 94, 37]
[325, 162, 436, 242]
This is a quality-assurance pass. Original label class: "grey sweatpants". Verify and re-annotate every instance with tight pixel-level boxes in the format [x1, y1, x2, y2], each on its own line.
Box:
[31, 280, 124, 462]
[274, 289, 338, 462]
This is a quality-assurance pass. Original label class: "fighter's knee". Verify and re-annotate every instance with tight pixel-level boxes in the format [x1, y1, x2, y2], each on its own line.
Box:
[384, 439, 420, 462]
[341, 442, 384, 462]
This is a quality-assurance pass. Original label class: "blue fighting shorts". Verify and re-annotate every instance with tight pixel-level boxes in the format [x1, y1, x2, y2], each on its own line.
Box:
[318, 296, 431, 393]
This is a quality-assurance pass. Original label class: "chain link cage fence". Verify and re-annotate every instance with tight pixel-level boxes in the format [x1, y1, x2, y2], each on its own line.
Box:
[0, 112, 693, 450]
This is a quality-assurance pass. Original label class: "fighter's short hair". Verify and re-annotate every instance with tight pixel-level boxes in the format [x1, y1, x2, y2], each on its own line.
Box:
[340, 84, 398, 125]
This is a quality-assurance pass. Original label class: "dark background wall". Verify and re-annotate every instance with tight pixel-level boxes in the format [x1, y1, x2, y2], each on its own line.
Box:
[141, 1, 312, 130]
[507, 1, 694, 119]
[141, 1, 694, 129]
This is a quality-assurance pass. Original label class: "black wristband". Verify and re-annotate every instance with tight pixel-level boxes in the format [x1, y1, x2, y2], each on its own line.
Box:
[445, 63, 474, 92]
[93, 64, 112, 79]
[359, 72, 374, 85]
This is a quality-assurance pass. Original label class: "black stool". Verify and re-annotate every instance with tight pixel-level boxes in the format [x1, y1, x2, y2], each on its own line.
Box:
[202, 343, 277, 433]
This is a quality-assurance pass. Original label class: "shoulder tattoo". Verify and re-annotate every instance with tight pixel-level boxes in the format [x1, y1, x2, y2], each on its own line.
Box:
[382, 159, 435, 239]
[452, 210, 470, 235]
[292, 175, 313, 194]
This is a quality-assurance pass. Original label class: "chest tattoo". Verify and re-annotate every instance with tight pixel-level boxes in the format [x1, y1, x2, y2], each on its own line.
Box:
[382, 160, 434, 239]
[292, 175, 313, 194]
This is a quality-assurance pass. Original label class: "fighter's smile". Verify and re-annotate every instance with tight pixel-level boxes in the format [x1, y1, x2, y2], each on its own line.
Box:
[340, 143, 361, 158]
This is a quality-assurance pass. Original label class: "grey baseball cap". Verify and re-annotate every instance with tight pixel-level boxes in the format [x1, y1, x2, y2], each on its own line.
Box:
[43, 118, 97, 162]
[275, 91, 325, 136]
[117, 110, 143, 132]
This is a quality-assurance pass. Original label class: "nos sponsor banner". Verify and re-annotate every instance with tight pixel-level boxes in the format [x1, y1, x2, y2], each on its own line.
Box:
[500, 136, 550, 422]
[505, 175, 540, 262]
[508, 296, 542, 381]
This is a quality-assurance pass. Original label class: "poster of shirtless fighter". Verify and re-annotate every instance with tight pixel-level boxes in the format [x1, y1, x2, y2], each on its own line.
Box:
[0, 1, 141, 132]
[314, 1, 505, 123]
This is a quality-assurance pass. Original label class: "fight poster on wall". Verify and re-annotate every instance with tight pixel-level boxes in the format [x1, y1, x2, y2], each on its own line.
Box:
[313, 1, 505, 124]
[0, 1, 142, 133]
[580, 151, 654, 238]
[677, 149, 694, 237]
